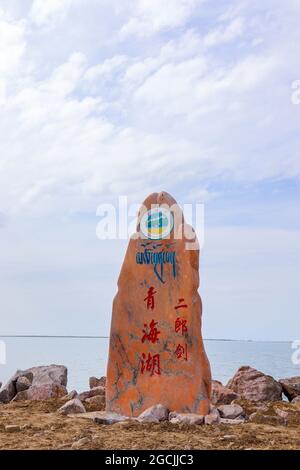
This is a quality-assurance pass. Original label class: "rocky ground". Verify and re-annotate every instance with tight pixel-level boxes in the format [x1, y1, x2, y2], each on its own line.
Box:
[1, 364, 300, 450]
[1, 398, 300, 450]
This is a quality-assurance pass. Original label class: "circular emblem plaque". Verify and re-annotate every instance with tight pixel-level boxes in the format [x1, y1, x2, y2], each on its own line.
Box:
[140, 207, 174, 240]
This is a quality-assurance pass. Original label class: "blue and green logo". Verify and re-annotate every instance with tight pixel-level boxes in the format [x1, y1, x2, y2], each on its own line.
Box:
[140, 208, 174, 240]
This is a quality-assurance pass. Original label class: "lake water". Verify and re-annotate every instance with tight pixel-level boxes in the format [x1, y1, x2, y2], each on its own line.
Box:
[0, 337, 299, 392]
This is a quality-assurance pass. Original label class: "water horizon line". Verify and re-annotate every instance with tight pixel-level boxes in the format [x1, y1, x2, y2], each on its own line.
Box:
[0, 334, 292, 343]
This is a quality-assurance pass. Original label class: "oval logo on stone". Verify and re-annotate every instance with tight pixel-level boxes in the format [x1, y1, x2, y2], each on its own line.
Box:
[140, 208, 174, 240]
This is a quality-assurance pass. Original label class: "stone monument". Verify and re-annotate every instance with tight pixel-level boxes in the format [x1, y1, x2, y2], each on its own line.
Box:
[106, 191, 211, 416]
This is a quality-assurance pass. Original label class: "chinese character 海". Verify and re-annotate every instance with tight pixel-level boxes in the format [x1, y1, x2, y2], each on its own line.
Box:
[174, 298, 188, 310]
[175, 317, 188, 335]
[140, 352, 161, 376]
[141, 319, 161, 344]
[175, 343, 188, 361]
[144, 286, 157, 310]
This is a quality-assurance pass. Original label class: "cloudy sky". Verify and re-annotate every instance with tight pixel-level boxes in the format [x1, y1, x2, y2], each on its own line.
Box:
[0, 0, 299, 340]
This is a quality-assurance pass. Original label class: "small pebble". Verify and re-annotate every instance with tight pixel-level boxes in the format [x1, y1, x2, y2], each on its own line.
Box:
[71, 437, 90, 449]
[5, 425, 21, 433]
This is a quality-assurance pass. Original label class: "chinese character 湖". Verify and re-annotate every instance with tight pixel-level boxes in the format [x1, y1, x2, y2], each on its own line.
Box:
[140, 352, 161, 376]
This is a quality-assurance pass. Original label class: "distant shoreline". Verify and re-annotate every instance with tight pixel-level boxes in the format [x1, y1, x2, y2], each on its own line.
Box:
[0, 335, 293, 343]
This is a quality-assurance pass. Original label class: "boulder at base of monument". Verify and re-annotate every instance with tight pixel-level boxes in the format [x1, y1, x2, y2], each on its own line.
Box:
[0, 365, 67, 403]
[106, 191, 211, 417]
[211, 380, 238, 405]
[279, 377, 300, 402]
[227, 366, 282, 402]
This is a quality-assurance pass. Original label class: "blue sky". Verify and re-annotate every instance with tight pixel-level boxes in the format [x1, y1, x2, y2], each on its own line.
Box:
[0, 0, 299, 340]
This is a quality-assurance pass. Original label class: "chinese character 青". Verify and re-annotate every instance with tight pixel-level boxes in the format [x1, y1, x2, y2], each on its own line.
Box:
[144, 286, 157, 310]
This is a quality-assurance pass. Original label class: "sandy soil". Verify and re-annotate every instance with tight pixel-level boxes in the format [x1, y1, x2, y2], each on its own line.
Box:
[0, 399, 300, 450]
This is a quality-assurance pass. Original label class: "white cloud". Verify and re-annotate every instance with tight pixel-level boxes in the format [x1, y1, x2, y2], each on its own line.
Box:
[85, 55, 128, 81]
[120, 0, 202, 38]
[123, 29, 203, 85]
[203, 17, 244, 47]
[0, 0, 299, 342]
[0, 9, 26, 86]
[0, 0, 299, 218]
[133, 51, 279, 119]
[30, 0, 77, 26]
[13, 52, 88, 126]
[134, 57, 208, 113]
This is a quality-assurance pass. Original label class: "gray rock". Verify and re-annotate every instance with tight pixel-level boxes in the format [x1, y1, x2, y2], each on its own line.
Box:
[89, 376, 106, 389]
[13, 383, 67, 401]
[169, 412, 204, 425]
[71, 437, 90, 449]
[0, 371, 20, 403]
[16, 376, 32, 393]
[138, 404, 169, 423]
[210, 406, 221, 417]
[5, 425, 21, 433]
[274, 407, 289, 420]
[220, 418, 245, 425]
[61, 390, 78, 402]
[227, 366, 282, 402]
[85, 395, 105, 409]
[30, 365, 67, 387]
[59, 398, 86, 415]
[0, 365, 67, 403]
[94, 411, 129, 425]
[279, 377, 300, 402]
[78, 386, 105, 402]
[204, 407, 221, 425]
[217, 404, 244, 419]
[292, 396, 300, 404]
[211, 380, 238, 406]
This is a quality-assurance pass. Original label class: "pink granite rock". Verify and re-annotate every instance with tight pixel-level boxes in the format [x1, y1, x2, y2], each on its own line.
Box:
[89, 376, 106, 389]
[78, 386, 105, 402]
[137, 404, 169, 423]
[217, 404, 244, 419]
[59, 398, 86, 415]
[85, 395, 106, 409]
[204, 407, 221, 425]
[16, 376, 32, 393]
[169, 412, 204, 425]
[13, 383, 67, 401]
[0, 364, 68, 403]
[279, 377, 300, 402]
[220, 418, 245, 425]
[211, 380, 238, 405]
[227, 366, 282, 402]
[292, 396, 300, 404]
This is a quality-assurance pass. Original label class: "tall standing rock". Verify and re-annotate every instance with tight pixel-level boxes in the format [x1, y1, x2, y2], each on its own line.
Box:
[106, 191, 211, 416]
